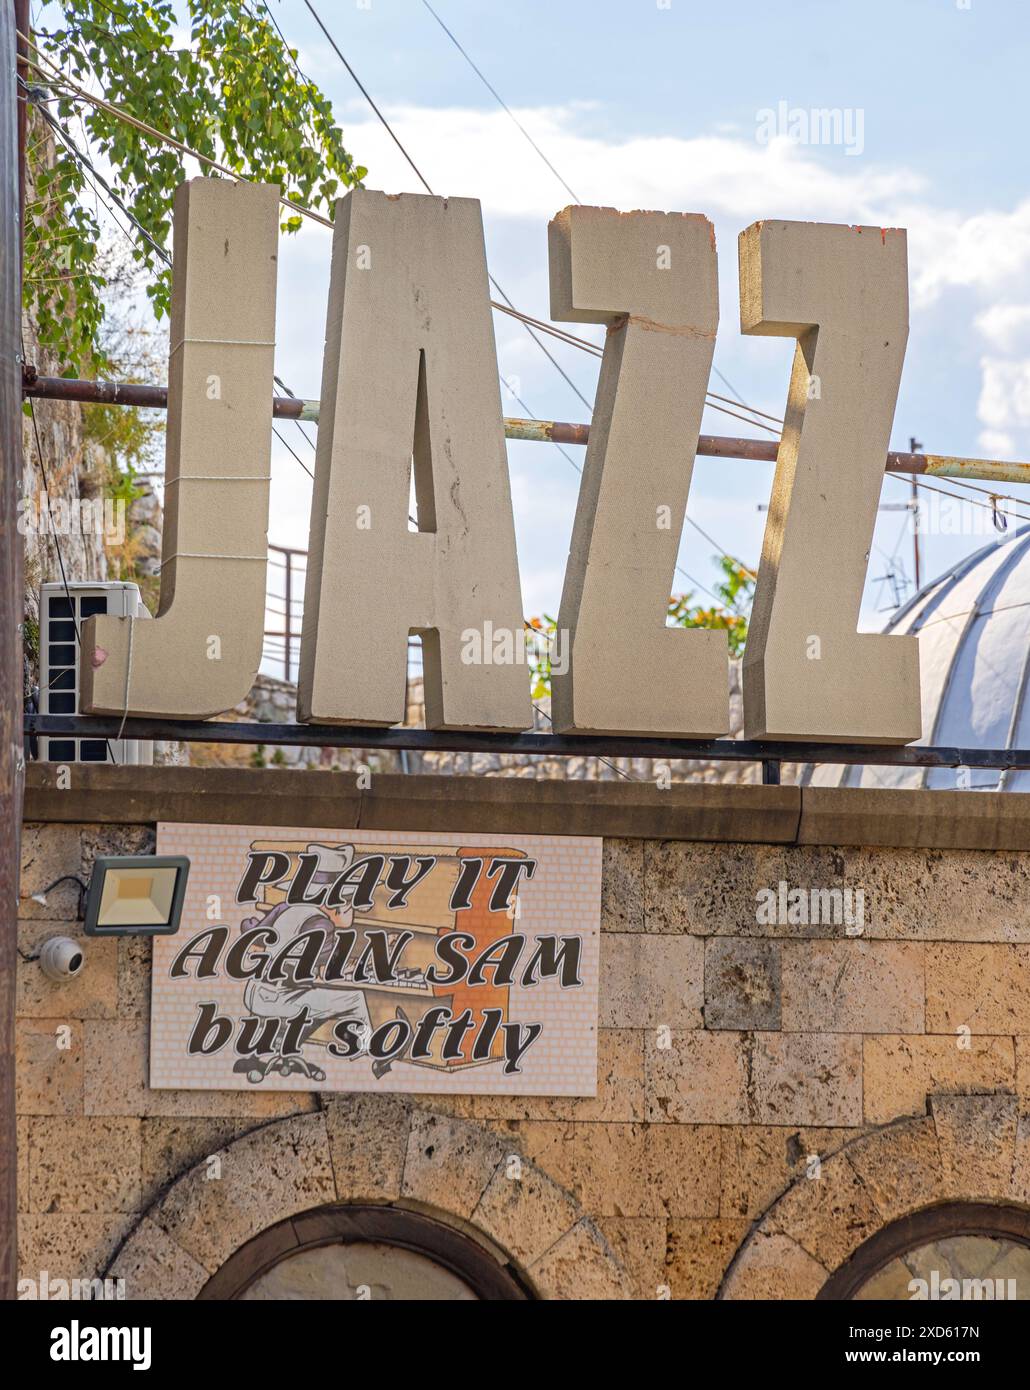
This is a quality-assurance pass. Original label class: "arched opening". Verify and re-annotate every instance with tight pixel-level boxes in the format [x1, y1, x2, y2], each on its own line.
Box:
[197, 1204, 534, 1301]
[818, 1203, 1030, 1301]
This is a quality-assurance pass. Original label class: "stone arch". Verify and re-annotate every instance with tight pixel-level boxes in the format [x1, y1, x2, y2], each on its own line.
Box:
[106, 1095, 631, 1300]
[719, 1094, 1030, 1299]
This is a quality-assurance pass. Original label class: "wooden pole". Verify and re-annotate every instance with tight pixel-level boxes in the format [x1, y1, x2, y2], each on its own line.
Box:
[0, 0, 24, 1302]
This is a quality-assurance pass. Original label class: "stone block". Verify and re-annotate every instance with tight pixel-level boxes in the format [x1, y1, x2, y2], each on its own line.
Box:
[473, 1156, 580, 1267]
[704, 938, 781, 1030]
[645, 1030, 750, 1124]
[863, 1035, 1014, 1125]
[594, 1217, 666, 1300]
[401, 1109, 509, 1220]
[569, 1122, 720, 1219]
[29, 1117, 141, 1214]
[118, 936, 152, 1021]
[845, 1116, 943, 1221]
[720, 1229, 828, 1300]
[17, 1116, 29, 1215]
[527, 1217, 630, 1299]
[79, 823, 155, 876]
[18, 1213, 135, 1285]
[601, 839, 644, 932]
[1012, 1112, 1030, 1204]
[781, 940, 924, 1033]
[926, 944, 1030, 1033]
[17, 1018, 83, 1115]
[153, 1112, 335, 1273]
[765, 1150, 882, 1269]
[666, 1218, 750, 1299]
[719, 1125, 864, 1220]
[931, 1094, 1018, 1200]
[484, 1119, 579, 1196]
[324, 1093, 412, 1202]
[141, 1117, 257, 1209]
[752, 1032, 862, 1126]
[600, 933, 703, 1028]
[108, 1215, 210, 1300]
[645, 841, 876, 938]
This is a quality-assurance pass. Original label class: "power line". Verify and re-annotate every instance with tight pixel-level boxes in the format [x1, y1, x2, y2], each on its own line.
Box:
[419, 0, 582, 206]
[684, 515, 757, 580]
[415, 0, 783, 445]
[295, 0, 596, 415]
[26, 25, 781, 443]
[34, 93, 755, 611]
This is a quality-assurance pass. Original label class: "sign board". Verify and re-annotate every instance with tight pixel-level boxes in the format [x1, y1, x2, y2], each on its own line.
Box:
[150, 823, 600, 1096]
[80, 178, 922, 746]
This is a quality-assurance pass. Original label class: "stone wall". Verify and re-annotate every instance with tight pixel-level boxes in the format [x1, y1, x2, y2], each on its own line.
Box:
[16, 811, 1030, 1299]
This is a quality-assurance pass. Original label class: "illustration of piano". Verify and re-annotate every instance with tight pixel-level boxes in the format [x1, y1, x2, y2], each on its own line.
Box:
[243, 839, 526, 1076]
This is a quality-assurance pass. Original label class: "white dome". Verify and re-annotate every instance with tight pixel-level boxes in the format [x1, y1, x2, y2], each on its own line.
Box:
[803, 523, 1030, 792]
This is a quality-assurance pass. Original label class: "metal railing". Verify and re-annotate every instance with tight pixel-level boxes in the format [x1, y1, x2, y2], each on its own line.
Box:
[263, 542, 428, 686]
[263, 543, 305, 684]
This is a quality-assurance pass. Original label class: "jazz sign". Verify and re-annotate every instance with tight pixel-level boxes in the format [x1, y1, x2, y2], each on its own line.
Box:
[81, 178, 921, 745]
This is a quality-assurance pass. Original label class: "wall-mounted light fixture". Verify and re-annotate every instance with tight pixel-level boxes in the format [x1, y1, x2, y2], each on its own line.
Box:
[83, 856, 190, 938]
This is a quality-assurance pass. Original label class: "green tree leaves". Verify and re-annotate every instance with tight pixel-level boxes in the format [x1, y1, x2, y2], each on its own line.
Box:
[27, 1, 365, 371]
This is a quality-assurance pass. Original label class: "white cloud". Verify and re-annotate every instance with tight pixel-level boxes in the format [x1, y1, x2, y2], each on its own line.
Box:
[266, 99, 1030, 620]
[975, 303, 1030, 353]
[978, 428, 1017, 457]
[339, 102, 925, 224]
[977, 357, 1030, 432]
[910, 200, 1030, 307]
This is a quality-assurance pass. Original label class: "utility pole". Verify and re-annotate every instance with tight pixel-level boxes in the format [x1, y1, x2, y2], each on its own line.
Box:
[0, 0, 25, 1302]
[909, 436, 923, 590]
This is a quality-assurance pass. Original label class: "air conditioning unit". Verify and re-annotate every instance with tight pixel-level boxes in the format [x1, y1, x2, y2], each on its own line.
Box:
[38, 582, 154, 766]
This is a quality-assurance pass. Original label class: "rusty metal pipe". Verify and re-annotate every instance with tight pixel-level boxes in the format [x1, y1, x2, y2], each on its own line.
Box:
[22, 370, 1030, 485]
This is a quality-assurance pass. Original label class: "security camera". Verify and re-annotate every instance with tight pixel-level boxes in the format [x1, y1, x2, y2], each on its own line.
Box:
[38, 937, 86, 983]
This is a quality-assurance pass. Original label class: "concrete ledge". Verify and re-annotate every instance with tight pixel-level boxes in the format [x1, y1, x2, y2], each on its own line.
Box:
[23, 765, 801, 844]
[22, 765, 1030, 849]
[796, 786, 1030, 850]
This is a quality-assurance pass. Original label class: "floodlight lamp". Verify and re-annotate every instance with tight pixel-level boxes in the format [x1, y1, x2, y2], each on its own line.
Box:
[83, 855, 190, 937]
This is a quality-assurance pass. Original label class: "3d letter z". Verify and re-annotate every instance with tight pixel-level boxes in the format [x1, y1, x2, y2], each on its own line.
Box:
[548, 207, 727, 736]
[738, 221, 921, 742]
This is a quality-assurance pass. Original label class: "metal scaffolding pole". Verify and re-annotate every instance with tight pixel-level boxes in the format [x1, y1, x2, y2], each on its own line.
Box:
[21, 368, 1030, 488]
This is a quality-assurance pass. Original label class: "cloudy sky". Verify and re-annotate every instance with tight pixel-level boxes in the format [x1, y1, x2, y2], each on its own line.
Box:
[45, 0, 1030, 660]
[257, 0, 1030, 643]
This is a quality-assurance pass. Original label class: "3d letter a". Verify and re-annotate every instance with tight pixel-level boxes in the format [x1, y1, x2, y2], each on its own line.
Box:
[80, 178, 279, 717]
[298, 189, 530, 731]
